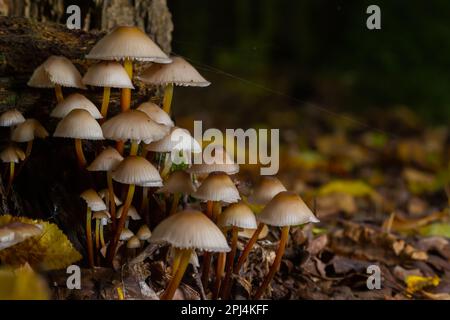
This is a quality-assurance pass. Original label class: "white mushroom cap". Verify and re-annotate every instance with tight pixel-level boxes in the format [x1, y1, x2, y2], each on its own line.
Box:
[101, 110, 168, 144]
[85, 26, 171, 63]
[98, 188, 123, 206]
[0, 146, 25, 163]
[11, 119, 49, 142]
[141, 180, 164, 187]
[127, 235, 141, 249]
[27, 55, 86, 89]
[0, 109, 26, 127]
[112, 156, 162, 186]
[92, 210, 111, 220]
[218, 202, 257, 229]
[137, 56, 210, 87]
[248, 176, 287, 206]
[80, 189, 107, 211]
[145, 127, 201, 153]
[87, 147, 124, 172]
[257, 191, 320, 227]
[82, 61, 134, 89]
[192, 172, 240, 203]
[136, 101, 174, 127]
[188, 145, 239, 175]
[116, 205, 141, 220]
[150, 209, 230, 252]
[51, 93, 102, 119]
[120, 228, 134, 241]
[136, 225, 152, 241]
[54, 109, 104, 140]
[157, 170, 196, 195]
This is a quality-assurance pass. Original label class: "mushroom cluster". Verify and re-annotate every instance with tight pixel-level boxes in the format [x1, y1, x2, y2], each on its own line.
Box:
[1, 25, 319, 300]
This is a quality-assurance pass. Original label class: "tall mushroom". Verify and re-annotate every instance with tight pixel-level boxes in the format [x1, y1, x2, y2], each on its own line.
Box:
[0, 146, 25, 193]
[156, 170, 196, 215]
[92, 210, 111, 264]
[138, 56, 210, 114]
[11, 119, 49, 158]
[149, 210, 230, 300]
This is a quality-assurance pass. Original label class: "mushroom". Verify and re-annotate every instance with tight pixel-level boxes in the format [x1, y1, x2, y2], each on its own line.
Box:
[11, 119, 49, 158]
[149, 209, 230, 300]
[217, 202, 257, 299]
[107, 156, 162, 264]
[53, 109, 104, 167]
[87, 147, 124, 227]
[86, 26, 171, 112]
[80, 189, 107, 267]
[137, 101, 174, 128]
[50, 93, 102, 120]
[188, 145, 239, 177]
[82, 62, 134, 118]
[137, 56, 210, 114]
[0, 109, 26, 129]
[136, 224, 152, 243]
[156, 170, 196, 215]
[120, 228, 134, 241]
[92, 210, 111, 262]
[116, 204, 141, 228]
[0, 146, 25, 193]
[27, 55, 86, 102]
[253, 191, 319, 299]
[126, 235, 141, 258]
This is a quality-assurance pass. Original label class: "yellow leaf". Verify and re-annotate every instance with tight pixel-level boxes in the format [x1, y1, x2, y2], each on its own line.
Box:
[0, 264, 50, 300]
[318, 180, 378, 199]
[405, 275, 440, 296]
[0, 215, 82, 271]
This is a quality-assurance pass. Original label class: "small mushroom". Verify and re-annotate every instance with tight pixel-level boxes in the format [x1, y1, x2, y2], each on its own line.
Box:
[136, 224, 152, 242]
[157, 170, 196, 215]
[0, 109, 26, 128]
[92, 210, 111, 263]
[11, 119, 49, 158]
[50, 93, 102, 120]
[0, 146, 25, 193]
[187, 145, 239, 177]
[116, 204, 141, 228]
[137, 101, 174, 128]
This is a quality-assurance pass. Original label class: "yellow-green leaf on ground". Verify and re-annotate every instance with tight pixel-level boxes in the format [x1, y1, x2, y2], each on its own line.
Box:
[405, 275, 439, 296]
[0, 264, 50, 300]
[317, 179, 380, 199]
[419, 222, 450, 238]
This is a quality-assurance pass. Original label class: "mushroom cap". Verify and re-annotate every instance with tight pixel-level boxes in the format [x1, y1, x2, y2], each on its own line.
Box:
[0, 146, 25, 163]
[120, 228, 134, 241]
[0, 109, 26, 127]
[150, 209, 230, 252]
[136, 224, 152, 241]
[101, 110, 168, 144]
[248, 176, 287, 206]
[87, 147, 124, 172]
[188, 145, 239, 175]
[127, 235, 141, 249]
[140, 180, 164, 187]
[137, 56, 210, 87]
[85, 26, 171, 63]
[27, 55, 85, 89]
[145, 127, 201, 153]
[157, 170, 196, 195]
[98, 188, 123, 206]
[192, 172, 240, 203]
[92, 210, 111, 220]
[54, 109, 104, 140]
[218, 202, 257, 229]
[239, 224, 269, 240]
[80, 189, 107, 211]
[111, 156, 162, 186]
[82, 61, 134, 89]
[11, 119, 49, 142]
[116, 205, 141, 220]
[51, 93, 102, 119]
[257, 191, 320, 227]
[136, 101, 174, 127]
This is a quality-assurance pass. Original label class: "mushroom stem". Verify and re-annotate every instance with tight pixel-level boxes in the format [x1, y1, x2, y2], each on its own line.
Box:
[234, 223, 264, 273]
[161, 248, 192, 300]
[86, 207, 94, 267]
[160, 153, 172, 178]
[100, 87, 111, 119]
[171, 247, 182, 276]
[25, 140, 33, 158]
[107, 171, 116, 230]
[95, 218, 100, 265]
[100, 223, 106, 248]
[54, 84, 64, 103]
[107, 183, 136, 264]
[201, 200, 215, 288]
[140, 186, 149, 214]
[162, 83, 174, 114]
[120, 59, 133, 112]
[129, 139, 139, 156]
[221, 226, 239, 299]
[74, 138, 87, 168]
[253, 226, 290, 300]
[212, 252, 226, 299]
[169, 192, 181, 215]
[6, 162, 15, 195]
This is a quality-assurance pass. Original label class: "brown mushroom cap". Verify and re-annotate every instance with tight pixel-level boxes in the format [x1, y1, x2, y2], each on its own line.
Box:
[87, 147, 124, 172]
[116, 205, 141, 220]
[92, 211, 111, 220]
[136, 225, 152, 241]
[85, 26, 171, 63]
[111, 156, 162, 186]
[120, 228, 134, 241]
[0, 146, 25, 163]
[157, 170, 196, 195]
[145, 127, 201, 154]
[188, 145, 239, 175]
[0, 109, 25, 127]
[127, 235, 141, 249]
[248, 176, 287, 205]
[218, 202, 257, 229]
[80, 189, 107, 211]
[257, 191, 320, 227]
[53, 109, 104, 140]
[136, 101, 174, 127]
[150, 209, 230, 252]
[11, 119, 49, 143]
[82, 61, 134, 89]
[192, 172, 240, 203]
[51, 93, 102, 119]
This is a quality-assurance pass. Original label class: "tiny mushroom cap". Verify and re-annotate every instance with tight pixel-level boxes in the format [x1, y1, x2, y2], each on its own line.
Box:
[257, 191, 320, 227]
[80, 189, 107, 211]
[92, 210, 111, 220]
[138, 56, 210, 87]
[111, 156, 162, 186]
[82, 61, 134, 89]
[101, 110, 168, 144]
[145, 127, 201, 153]
[98, 188, 123, 206]
[11, 119, 49, 142]
[127, 235, 141, 249]
[136, 224, 152, 241]
[0, 109, 26, 127]
[85, 26, 171, 63]
[87, 147, 124, 172]
[120, 228, 134, 241]
[28, 55, 86, 89]
[51, 93, 102, 119]
[218, 202, 257, 230]
[248, 176, 287, 206]
[54, 109, 104, 140]
[116, 205, 141, 220]
[192, 172, 240, 203]
[157, 170, 196, 195]
[137, 101, 174, 127]
[239, 224, 269, 240]
[0, 146, 25, 163]
[150, 209, 230, 252]
[188, 145, 239, 175]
